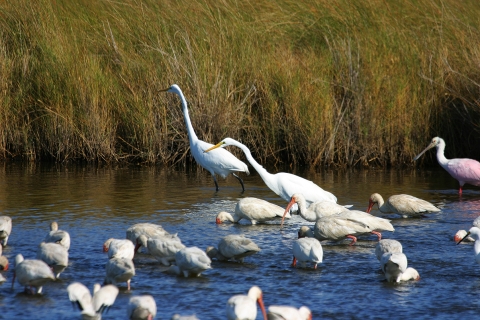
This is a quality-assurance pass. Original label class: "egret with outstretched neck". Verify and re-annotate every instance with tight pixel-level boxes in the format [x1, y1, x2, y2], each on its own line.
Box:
[414, 137, 480, 195]
[161, 85, 249, 191]
[204, 138, 337, 205]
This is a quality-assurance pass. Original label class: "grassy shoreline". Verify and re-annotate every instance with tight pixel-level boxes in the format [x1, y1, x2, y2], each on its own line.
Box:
[1, 0, 480, 167]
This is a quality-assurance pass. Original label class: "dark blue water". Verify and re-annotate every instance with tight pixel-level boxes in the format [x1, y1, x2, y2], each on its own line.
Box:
[0, 163, 479, 319]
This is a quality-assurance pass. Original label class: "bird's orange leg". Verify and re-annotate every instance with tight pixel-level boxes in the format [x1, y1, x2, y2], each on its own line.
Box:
[371, 231, 382, 241]
[291, 256, 297, 267]
[346, 235, 357, 246]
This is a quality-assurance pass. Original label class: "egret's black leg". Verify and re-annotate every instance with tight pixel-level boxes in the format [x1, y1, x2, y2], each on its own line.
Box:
[232, 173, 245, 192]
[213, 176, 219, 192]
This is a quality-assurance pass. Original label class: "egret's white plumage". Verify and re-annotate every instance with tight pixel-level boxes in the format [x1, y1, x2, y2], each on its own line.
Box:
[137, 234, 185, 266]
[205, 138, 336, 205]
[206, 234, 261, 263]
[127, 295, 157, 320]
[12, 254, 55, 294]
[104, 257, 135, 290]
[267, 305, 312, 320]
[67, 282, 119, 319]
[414, 137, 480, 194]
[457, 226, 480, 265]
[380, 252, 420, 282]
[292, 237, 323, 269]
[216, 197, 290, 225]
[367, 193, 440, 218]
[162, 84, 249, 191]
[103, 238, 135, 260]
[167, 246, 212, 277]
[0, 216, 12, 246]
[44, 221, 71, 251]
[375, 239, 403, 261]
[226, 286, 267, 320]
[36, 242, 69, 278]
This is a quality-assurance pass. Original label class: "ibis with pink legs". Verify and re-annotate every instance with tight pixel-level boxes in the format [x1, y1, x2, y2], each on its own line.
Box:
[414, 136, 480, 195]
[292, 231, 323, 269]
[226, 285, 268, 320]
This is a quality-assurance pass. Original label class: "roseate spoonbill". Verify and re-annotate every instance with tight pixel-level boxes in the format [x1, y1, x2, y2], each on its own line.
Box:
[215, 197, 290, 225]
[267, 305, 312, 320]
[36, 242, 69, 278]
[380, 252, 420, 282]
[296, 208, 394, 245]
[127, 295, 157, 320]
[12, 254, 55, 294]
[206, 234, 261, 263]
[375, 239, 403, 261]
[103, 238, 135, 260]
[457, 226, 480, 265]
[0, 216, 12, 246]
[204, 138, 337, 206]
[44, 221, 71, 251]
[67, 282, 119, 319]
[367, 193, 440, 218]
[136, 234, 185, 266]
[0, 244, 8, 271]
[167, 247, 212, 277]
[126, 223, 170, 254]
[226, 286, 268, 320]
[161, 84, 249, 191]
[292, 231, 323, 269]
[454, 216, 480, 242]
[104, 257, 135, 290]
[414, 136, 480, 194]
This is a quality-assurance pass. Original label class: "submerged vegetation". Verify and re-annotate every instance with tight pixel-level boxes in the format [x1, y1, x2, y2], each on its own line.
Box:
[1, 0, 480, 167]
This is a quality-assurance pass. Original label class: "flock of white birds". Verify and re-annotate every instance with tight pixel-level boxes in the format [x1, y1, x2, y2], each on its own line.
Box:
[1, 84, 480, 320]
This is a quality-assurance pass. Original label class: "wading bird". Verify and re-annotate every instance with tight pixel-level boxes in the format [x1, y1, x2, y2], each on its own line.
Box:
[215, 197, 289, 225]
[67, 282, 119, 319]
[103, 238, 135, 260]
[375, 239, 403, 261]
[12, 254, 55, 294]
[44, 221, 71, 251]
[104, 257, 135, 290]
[0, 244, 9, 271]
[457, 226, 480, 265]
[127, 295, 157, 320]
[36, 242, 69, 279]
[136, 234, 185, 266]
[0, 216, 12, 246]
[206, 234, 261, 263]
[380, 252, 420, 283]
[367, 193, 440, 218]
[205, 138, 337, 206]
[282, 193, 350, 224]
[226, 286, 267, 320]
[454, 216, 480, 242]
[267, 305, 312, 320]
[167, 246, 212, 277]
[292, 230, 323, 269]
[126, 223, 170, 254]
[414, 137, 480, 195]
[161, 84, 249, 192]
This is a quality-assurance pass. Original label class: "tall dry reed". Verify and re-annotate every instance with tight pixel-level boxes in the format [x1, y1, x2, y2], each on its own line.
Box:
[1, 0, 480, 167]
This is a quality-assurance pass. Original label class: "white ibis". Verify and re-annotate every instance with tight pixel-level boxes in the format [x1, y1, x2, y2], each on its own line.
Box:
[292, 231, 323, 269]
[44, 221, 71, 250]
[36, 242, 69, 278]
[226, 285, 268, 320]
[206, 234, 261, 263]
[216, 197, 290, 225]
[380, 252, 420, 282]
[12, 254, 55, 294]
[0, 244, 9, 271]
[104, 257, 135, 290]
[126, 223, 170, 254]
[67, 282, 119, 319]
[167, 247, 212, 277]
[103, 238, 135, 260]
[367, 193, 440, 218]
[0, 216, 12, 246]
[457, 226, 480, 265]
[127, 295, 157, 320]
[267, 305, 312, 320]
[375, 239, 403, 261]
[136, 234, 185, 266]
[454, 216, 480, 242]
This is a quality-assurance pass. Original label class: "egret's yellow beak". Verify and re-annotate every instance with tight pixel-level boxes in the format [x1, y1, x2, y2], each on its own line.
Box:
[204, 142, 224, 153]
[159, 87, 170, 92]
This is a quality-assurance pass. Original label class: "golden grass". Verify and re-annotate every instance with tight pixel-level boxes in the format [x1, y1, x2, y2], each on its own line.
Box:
[1, 0, 480, 166]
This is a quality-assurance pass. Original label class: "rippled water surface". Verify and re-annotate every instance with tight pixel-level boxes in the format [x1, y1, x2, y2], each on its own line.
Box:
[1, 162, 480, 319]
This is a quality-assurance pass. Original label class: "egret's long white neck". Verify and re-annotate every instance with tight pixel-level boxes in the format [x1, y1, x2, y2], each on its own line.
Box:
[435, 139, 449, 167]
[230, 141, 273, 187]
[176, 90, 198, 144]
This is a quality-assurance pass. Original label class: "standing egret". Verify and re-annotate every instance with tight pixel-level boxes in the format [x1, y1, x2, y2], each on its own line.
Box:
[161, 84, 249, 191]
[367, 193, 440, 218]
[457, 226, 480, 265]
[205, 138, 337, 205]
[414, 137, 480, 195]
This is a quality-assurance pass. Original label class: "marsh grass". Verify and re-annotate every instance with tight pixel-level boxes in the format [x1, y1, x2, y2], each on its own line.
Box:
[1, 0, 480, 167]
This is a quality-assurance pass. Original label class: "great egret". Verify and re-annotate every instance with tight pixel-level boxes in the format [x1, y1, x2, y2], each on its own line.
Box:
[367, 193, 440, 218]
[204, 138, 337, 206]
[414, 137, 480, 195]
[161, 84, 249, 191]
[226, 286, 267, 320]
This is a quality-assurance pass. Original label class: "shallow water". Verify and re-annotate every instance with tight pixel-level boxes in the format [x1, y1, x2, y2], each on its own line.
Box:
[0, 162, 479, 319]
